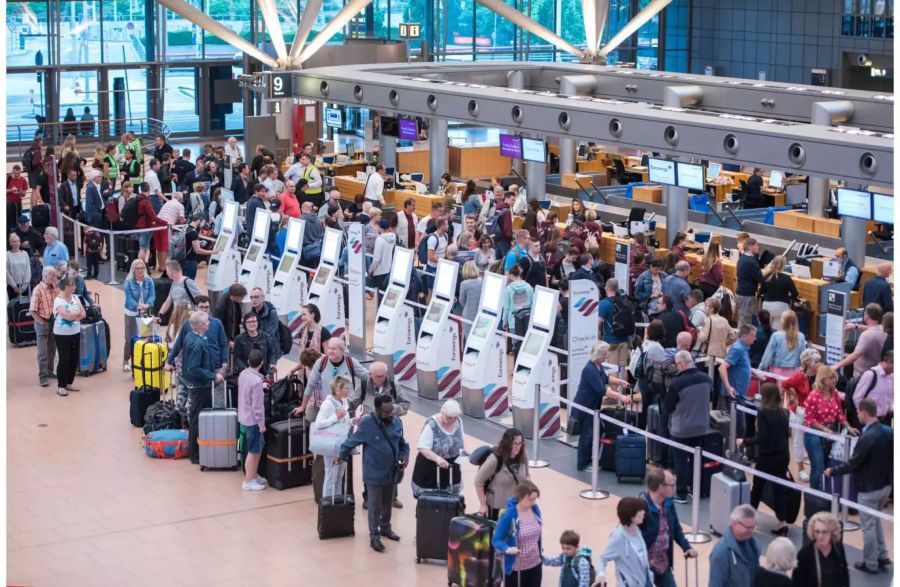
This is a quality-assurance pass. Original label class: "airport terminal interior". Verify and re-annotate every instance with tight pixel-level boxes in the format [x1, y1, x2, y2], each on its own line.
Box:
[3, 0, 897, 585]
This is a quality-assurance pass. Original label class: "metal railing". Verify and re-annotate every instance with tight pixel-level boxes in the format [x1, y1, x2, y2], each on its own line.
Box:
[8, 116, 172, 157]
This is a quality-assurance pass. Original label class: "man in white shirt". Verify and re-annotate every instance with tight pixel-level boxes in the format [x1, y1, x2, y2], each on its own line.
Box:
[284, 154, 304, 184]
[364, 163, 387, 207]
[416, 204, 443, 244]
[144, 158, 163, 196]
[223, 136, 242, 164]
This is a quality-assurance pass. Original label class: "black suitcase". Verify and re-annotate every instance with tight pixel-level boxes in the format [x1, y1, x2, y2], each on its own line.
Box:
[130, 386, 161, 428]
[700, 431, 724, 498]
[415, 465, 465, 563]
[153, 277, 173, 325]
[115, 235, 140, 273]
[265, 417, 313, 490]
[7, 297, 36, 347]
[598, 406, 640, 471]
[318, 475, 355, 540]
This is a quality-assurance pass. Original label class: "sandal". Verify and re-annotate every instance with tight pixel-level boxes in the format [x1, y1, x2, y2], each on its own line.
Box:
[57, 388, 68, 397]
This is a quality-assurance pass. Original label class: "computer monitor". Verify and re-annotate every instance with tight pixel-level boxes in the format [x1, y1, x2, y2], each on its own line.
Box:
[410, 173, 425, 183]
[385, 167, 396, 179]
[640, 154, 649, 167]
[322, 155, 336, 165]
[836, 188, 871, 220]
[347, 143, 355, 158]
[648, 158, 676, 185]
[768, 170, 784, 189]
[577, 144, 587, 159]
[872, 193, 893, 224]
[676, 162, 705, 191]
[324, 107, 342, 128]
[708, 162, 722, 179]
[521, 138, 547, 163]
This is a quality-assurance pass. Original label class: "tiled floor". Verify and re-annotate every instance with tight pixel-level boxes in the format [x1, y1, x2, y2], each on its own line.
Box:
[6, 268, 893, 586]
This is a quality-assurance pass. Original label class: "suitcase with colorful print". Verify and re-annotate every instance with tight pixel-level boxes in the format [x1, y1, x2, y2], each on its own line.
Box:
[447, 514, 502, 587]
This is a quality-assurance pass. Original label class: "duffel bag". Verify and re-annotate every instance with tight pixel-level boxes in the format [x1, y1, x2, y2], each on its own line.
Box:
[144, 429, 189, 459]
[143, 400, 183, 434]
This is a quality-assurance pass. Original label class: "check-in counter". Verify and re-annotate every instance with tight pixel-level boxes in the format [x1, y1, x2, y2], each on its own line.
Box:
[396, 147, 430, 181]
[773, 210, 880, 239]
[448, 145, 512, 178]
[560, 172, 607, 190]
[333, 175, 443, 211]
[576, 159, 607, 173]
[632, 185, 663, 204]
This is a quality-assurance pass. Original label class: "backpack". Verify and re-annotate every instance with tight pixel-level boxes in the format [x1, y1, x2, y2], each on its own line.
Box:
[22, 148, 34, 173]
[120, 197, 139, 229]
[277, 321, 293, 355]
[189, 192, 204, 217]
[417, 232, 437, 265]
[518, 255, 545, 289]
[843, 367, 878, 429]
[85, 230, 103, 253]
[562, 554, 596, 587]
[611, 294, 637, 338]
[316, 354, 358, 390]
[484, 207, 506, 239]
[646, 353, 677, 399]
[170, 228, 189, 263]
[105, 196, 120, 224]
[677, 309, 698, 348]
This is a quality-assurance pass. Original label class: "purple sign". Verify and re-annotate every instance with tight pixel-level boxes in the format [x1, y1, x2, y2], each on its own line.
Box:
[499, 134, 522, 159]
[398, 118, 418, 140]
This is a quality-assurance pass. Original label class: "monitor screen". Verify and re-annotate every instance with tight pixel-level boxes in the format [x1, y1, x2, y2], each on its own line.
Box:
[531, 289, 555, 329]
[499, 134, 523, 159]
[322, 230, 341, 263]
[212, 234, 229, 254]
[426, 300, 445, 324]
[521, 138, 547, 163]
[252, 209, 269, 242]
[313, 266, 331, 286]
[222, 202, 238, 232]
[385, 167, 396, 179]
[286, 219, 303, 250]
[481, 273, 504, 314]
[392, 250, 412, 284]
[872, 193, 893, 224]
[521, 331, 546, 357]
[434, 263, 454, 298]
[577, 144, 587, 158]
[380, 115, 399, 137]
[277, 253, 294, 274]
[677, 162, 705, 191]
[410, 173, 425, 183]
[398, 118, 418, 141]
[245, 243, 261, 263]
[648, 158, 676, 185]
[708, 162, 722, 178]
[324, 107, 342, 128]
[836, 188, 871, 220]
[383, 288, 400, 309]
[470, 316, 493, 342]
[322, 155, 336, 165]
[219, 188, 234, 204]
[768, 170, 784, 189]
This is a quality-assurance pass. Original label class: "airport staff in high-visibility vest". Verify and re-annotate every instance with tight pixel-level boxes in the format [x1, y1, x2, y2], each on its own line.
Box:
[299, 153, 323, 207]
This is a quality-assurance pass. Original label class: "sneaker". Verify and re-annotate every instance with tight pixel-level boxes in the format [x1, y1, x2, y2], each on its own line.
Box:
[798, 470, 809, 482]
[854, 562, 879, 575]
[255, 476, 268, 485]
[392, 499, 403, 509]
[39, 380, 49, 387]
[243, 480, 266, 491]
[674, 495, 690, 504]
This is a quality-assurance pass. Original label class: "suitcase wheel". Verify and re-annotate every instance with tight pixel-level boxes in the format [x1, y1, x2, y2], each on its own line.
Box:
[200, 466, 206, 471]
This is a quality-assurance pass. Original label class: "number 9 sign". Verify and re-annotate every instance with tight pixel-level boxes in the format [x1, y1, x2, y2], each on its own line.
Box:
[270, 73, 291, 98]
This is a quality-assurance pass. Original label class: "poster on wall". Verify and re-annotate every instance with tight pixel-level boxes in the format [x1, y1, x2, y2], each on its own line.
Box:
[568, 279, 600, 388]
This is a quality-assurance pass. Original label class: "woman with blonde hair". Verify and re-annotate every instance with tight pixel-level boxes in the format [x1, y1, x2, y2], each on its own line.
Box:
[167, 303, 194, 422]
[761, 255, 799, 329]
[803, 366, 858, 491]
[698, 297, 733, 358]
[758, 309, 806, 377]
[780, 348, 822, 481]
[698, 242, 723, 299]
[122, 259, 155, 371]
[793, 512, 849, 586]
[755, 537, 796, 586]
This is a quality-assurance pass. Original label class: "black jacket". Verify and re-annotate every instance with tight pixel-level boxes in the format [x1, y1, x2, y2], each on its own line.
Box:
[232, 331, 278, 374]
[214, 295, 243, 341]
[173, 159, 195, 190]
[742, 407, 789, 459]
[862, 275, 893, 313]
[761, 273, 799, 304]
[657, 309, 683, 349]
[830, 421, 893, 492]
[792, 541, 849, 587]
[231, 175, 249, 204]
[736, 253, 764, 296]
[753, 568, 791, 587]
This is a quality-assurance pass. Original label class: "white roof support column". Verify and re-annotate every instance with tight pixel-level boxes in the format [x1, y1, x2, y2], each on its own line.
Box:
[599, 0, 672, 57]
[289, 0, 323, 65]
[297, 0, 374, 66]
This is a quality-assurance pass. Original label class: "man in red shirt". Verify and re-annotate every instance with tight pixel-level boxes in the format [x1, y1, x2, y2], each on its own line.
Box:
[280, 180, 302, 218]
[134, 182, 168, 266]
[7, 165, 28, 232]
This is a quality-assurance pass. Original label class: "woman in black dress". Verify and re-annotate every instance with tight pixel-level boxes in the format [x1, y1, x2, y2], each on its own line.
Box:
[792, 512, 849, 587]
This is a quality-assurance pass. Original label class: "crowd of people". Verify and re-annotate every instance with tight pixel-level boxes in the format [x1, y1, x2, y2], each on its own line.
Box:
[8, 131, 894, 586]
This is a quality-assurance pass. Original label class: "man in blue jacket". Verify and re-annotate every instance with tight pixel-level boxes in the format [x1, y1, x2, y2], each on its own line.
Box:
[179, 311, 225, 464]
[339, 395, 409, 552]
[639, 467, 697, 587]
[166, 295, 228, 375]
[708, 504, 761, 587]
[862, 263, 893, 313]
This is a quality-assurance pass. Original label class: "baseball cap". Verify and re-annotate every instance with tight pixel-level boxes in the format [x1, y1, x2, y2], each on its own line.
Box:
[18, 214, 29, 224]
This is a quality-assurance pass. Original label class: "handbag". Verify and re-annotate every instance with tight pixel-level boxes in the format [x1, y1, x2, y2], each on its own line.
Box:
[820, 422, 841, 458]
[309, 398, 351, 457]
[374, 414, 404, 485]
[136, 314, 158, 339]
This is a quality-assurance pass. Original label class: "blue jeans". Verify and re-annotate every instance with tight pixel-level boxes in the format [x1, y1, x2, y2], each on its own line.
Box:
[804, 432, 826, 491]
[182, 259, 198, 280]
[652, 568, 677, 587]
[495, 239, 511, 260]
[322, 457, 346, 498]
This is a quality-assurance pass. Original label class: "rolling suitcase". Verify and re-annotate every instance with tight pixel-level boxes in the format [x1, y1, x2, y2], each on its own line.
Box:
[153, 277, 173, 324]
[448, 514, 502, 587]
[266, 417, 313, 490]
[314, 453, 355, 503]
[133, 339, 169, 390]
[598, 406, 639, 471]
[709, 410, 730, 439]
[78, 320, 109, 376]
[198, 382, 239, 470]
[7, 296, 36, 347]
[646, 402, 665, 465]
[700, 431, 724, 498]
[615, 433, 646, 482]
[709, 472, 750, 535]
[416, 466, 464, 563]
[317, 472, 355, 539]
[130, 385, 161, 428]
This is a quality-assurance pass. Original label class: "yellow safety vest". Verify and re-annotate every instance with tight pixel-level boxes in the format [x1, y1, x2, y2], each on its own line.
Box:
[303, 165, 322, 195]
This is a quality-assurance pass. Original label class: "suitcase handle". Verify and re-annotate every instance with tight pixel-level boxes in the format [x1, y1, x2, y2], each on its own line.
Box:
[436, 460, 454, 490]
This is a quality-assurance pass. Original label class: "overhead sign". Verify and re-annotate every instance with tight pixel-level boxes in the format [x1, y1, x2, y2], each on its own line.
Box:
[270, 72, 291, 99]
[399, 22, 421, 39]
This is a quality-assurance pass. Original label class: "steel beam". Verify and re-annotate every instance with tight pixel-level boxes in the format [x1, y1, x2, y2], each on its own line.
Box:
[581, 0, 597, 55]
[600, 0, 673, 57]
[295, 63, 892, 185]
[157, 0, 278, 68]
[257, 0, 288, 62]
[559, 75, 599, 174]
[594, 0, 609, 53]
[297, 0, 373, 66]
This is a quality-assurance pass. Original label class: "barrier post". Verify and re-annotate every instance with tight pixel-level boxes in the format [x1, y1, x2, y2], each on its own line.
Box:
[728, 398, 737, 453]
[686, 446, 712, 544]
[71, 217, 80, 268]
[580, 410, 610, 500]
[839, 435, 861, 532]
[107, 234, 119, 285]
[830, 492, 841, 517]
[528, 383, 549, 468]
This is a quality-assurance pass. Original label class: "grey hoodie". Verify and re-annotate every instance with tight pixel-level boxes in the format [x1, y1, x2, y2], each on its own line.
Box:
[301, 212, 324, 245]
[370, 232, 396, 277]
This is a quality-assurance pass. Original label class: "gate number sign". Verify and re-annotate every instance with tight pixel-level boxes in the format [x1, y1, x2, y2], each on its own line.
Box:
[270, 73, 291, 98]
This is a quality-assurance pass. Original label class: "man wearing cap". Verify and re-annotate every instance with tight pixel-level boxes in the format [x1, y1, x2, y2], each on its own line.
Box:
[14, 215, 45, 255]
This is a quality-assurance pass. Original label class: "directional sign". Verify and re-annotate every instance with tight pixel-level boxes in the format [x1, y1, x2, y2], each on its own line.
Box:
[398, 22, 421, 39]
[270, 73, 292, 99]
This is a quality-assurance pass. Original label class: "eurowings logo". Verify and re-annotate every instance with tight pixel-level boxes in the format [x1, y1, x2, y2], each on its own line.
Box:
[349, 237, 363, 254]
[573, 296, 598, 316]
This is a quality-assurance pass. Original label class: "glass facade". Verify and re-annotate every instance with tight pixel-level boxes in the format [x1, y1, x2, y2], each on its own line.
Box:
[842, 0, 894, 37]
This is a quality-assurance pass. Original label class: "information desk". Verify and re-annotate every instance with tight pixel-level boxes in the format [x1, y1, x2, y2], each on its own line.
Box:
[396, 147, 430, 181]
[332, 175, 444, 211]
[448, 145, 512, 179]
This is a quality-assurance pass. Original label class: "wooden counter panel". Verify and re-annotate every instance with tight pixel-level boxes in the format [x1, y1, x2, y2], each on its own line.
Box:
[397, 149, 430, 182]
[448, 146, 511, 179]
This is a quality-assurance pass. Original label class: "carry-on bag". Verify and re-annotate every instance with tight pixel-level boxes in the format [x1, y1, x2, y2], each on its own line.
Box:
[7, 296, 36, 347]
[144, 429, 189, 459]
[448, 514, 502, 587]
[266, 417, 313, 489]
[416, 466, 465, 563]
[646, 402, 665, 465]
[78, 319, 109, 376]
[614, 432, 647, 482]
[317, 470, 355, 539]
[130, 385, 161, 428]
[133, 339, 169, 390]
[143, 382, 182, 434]
[709, 472, 750, 535]
[198, 381, 239, 470]
[700, 431, 724, 498]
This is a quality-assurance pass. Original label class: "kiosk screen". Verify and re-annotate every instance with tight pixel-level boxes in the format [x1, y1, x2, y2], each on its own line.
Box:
[222, 203, 237, 233]
[392, 250, 412, 284]
[434, 266, 454, 298]
[323, 231, 340, 263]
[531, 289, 555, 329]
[277, 254, 294, 274]
[252, 211, 269, 242]
[426, 301, 444, 323]
[383, 289, 400, 309]
[286, 219, 303, 248]
[313, 266, 331, 286]
[481, 274, 503, 314]
[521, 331, 545, 357]
[212, 234, 229, 254]
[245, 244, 261, 263]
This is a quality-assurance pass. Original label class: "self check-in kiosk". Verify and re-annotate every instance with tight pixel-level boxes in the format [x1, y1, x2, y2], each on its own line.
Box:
[460, 272, 508, 418]
[511, 286, 561, 439]
[372, 248, 417, 385]
[207, 201, 241, 293]
[238, 208, 274, 299]
[306, 227, 346, 339]
[416, 259, 461, 400]
[272, 217, 308, 320]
